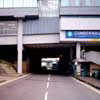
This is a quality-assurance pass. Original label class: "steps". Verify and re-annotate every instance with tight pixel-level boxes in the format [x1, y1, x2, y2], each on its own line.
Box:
[0, 61, 17, 76]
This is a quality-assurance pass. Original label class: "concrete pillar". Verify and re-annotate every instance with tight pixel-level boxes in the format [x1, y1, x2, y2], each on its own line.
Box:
[76, 43, 81, 75]
[76, 43, 81, 59]
[17, 19, 23, 74]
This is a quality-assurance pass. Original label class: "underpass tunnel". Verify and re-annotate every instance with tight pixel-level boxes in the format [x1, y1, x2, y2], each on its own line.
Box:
[24, 44, 75, 75]
[0, 45, 17, 62]
[0, 45, 18, 74]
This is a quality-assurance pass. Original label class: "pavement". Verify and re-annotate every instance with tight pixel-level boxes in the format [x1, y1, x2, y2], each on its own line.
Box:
[0, 73, 28, 85]
[0, 74, 100, 100]
[75, 76, 100, 90]
[0, 75, 17, 83]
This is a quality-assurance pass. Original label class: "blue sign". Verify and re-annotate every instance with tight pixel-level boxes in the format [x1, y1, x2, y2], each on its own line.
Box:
[66, 31, 100, 39]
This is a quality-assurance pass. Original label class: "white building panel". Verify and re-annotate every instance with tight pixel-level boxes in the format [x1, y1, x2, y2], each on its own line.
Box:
[0, 36, 17, 45]
[23, 34, 60, 44]
[60, 17, 100, 30]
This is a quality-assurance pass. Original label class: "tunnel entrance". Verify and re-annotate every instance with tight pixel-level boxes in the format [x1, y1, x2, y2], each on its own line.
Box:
[0, 45, 17, 62]
[0, 45, 18, 75]
[25, 44, 75, 75]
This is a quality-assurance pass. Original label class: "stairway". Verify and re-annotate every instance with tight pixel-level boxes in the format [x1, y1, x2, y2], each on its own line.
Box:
[0, 63, 17, 76]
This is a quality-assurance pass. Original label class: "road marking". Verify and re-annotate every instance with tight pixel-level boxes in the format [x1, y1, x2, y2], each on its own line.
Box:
[44, 74, 50, 100]
[44, 91, 48, 100]
[0, 74, 30, 86]
[48, 74, 50, 81]
[72, 78, 100, 94]
[47, 81, 49, 89]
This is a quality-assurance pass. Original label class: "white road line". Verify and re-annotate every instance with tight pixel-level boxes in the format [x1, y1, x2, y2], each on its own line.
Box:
[72, 77, 100, 94]
[44, 74, 50, 100]
[48, 74, 50, 81]
[0, 74, 30, 86]
[47, 82, 49, 89]
[44, 91, 48, 100]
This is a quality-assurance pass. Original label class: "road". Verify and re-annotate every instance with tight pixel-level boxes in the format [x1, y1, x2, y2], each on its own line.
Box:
[0, 74, 100, 100]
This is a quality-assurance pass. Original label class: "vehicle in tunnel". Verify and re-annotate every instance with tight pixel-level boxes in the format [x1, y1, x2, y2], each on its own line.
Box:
[24, 45, 73, 75]
[52, 61, 59, 71]
[41, 58, 59, 73]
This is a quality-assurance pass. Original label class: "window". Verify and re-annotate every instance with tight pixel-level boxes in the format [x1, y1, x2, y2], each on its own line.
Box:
[61, 0, 81, 7]
[61, 0, 70, 7]
[61, 0, 100, 7]
[85, 0, 91, 6]
[0, 0, 4, 8]
[0, 0, 38, 8]
[97, 0, 100, 6]
[75, 0, 81, 6]
[85, 0, 100, 7]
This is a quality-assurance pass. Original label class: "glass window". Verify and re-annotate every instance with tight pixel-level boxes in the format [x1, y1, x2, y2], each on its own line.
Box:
[75, 0, 80, 6]
[13, 0, 21, 7]
[61, 0, 80, 7]
[4, 0, 12, 8]
[61, 0, 100, 7]
[0, 0, 4, 8]
[0, 0, 38, 8]
[97, 0, 100, 6]
[61, 0, 70, 7]
[85, 0, 91, 6]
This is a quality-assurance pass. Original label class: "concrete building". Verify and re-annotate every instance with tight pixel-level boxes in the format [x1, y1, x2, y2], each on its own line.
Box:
[0, 0, 100, 75]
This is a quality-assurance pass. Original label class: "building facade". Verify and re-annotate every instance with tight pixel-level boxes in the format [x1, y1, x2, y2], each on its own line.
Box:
[0, 0, 100, 75]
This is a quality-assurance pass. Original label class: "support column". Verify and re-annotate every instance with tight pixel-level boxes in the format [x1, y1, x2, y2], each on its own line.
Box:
[17, 19, 23, 74]
[76, 43, 81, 75]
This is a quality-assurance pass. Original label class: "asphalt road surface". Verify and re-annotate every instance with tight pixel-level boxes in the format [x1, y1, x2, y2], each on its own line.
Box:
[0, 74, 100, 100]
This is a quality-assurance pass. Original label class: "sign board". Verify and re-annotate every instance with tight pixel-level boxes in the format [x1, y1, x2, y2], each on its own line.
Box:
[66, 31, 100, 39]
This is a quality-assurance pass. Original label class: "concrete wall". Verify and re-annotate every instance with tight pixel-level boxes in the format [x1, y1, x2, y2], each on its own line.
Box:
[60, 17, 100, 30]
[85, 51, 100, 65]
[0, 17, 60, 45]
[0, 34, 60, 45]
[0, 8, 38, 17]
[23, 34, 60, 44]
[0, 36, 17, 45]
[60, 7, 100, 15]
